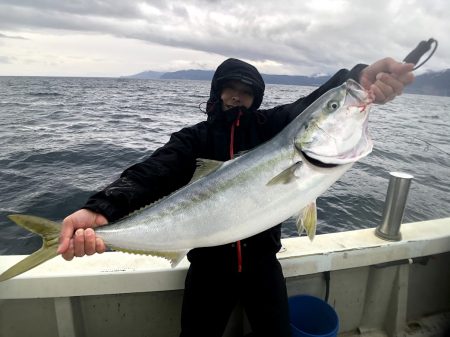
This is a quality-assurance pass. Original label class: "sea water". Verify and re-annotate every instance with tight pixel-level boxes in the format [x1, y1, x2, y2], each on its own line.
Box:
[0, 76, 449, 254]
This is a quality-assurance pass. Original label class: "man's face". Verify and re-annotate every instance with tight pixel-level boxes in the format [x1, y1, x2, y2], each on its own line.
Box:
[220, 80, 254, 111]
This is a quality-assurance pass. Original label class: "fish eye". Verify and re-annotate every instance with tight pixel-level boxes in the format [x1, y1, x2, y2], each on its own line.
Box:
[326, 100, 340, 111]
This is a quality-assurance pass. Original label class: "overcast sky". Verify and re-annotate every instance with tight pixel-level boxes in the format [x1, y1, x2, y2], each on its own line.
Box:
[0, 0, 448, 77]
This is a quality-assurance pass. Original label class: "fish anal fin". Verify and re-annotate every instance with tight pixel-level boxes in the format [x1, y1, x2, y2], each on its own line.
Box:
[0, 215, 61, 282]
[189, 158, 224, 184]
[267, 162, 302, 186]
[296, 216, 305, 237]
[296, 201, 317, 241]
[109, 247, 187, 268]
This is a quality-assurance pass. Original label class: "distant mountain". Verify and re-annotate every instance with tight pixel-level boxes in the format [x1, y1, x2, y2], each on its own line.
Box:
[125, 70, 165, 79]
[125, 69, 331, 86]
[404, 69, 450, 96]
[124, 69, 450, 97]
[160, 70, 214, 80]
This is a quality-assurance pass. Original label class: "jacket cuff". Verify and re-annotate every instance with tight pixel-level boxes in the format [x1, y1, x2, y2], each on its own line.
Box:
[82, 199, 120, 222]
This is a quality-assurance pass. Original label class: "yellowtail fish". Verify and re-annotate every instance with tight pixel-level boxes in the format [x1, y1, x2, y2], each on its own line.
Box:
[1, 79, 372, 282]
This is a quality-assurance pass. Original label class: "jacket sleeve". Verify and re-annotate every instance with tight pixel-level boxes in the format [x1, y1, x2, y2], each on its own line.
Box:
[257, 64, 367, 138]
[83, 123, 206, 222]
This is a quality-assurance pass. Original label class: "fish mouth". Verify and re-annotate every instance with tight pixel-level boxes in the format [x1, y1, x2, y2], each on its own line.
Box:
[300, 139, 373, 168]
[346, 79, 369, 102]
[300, 150, 339, 168]
[299, 131, 373, 168]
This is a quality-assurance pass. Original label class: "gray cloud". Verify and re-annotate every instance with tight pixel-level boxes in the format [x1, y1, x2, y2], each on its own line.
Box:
[0, 32, 27, 39]
[0, 0, 448, 74]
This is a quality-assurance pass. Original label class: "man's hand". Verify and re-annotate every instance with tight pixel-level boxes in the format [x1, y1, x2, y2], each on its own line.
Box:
[58, 209, 108, 261]
[359, 57, 415, 104]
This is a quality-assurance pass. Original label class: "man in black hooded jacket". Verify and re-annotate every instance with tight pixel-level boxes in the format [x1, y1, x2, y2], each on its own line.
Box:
[58, 57, 414, 337]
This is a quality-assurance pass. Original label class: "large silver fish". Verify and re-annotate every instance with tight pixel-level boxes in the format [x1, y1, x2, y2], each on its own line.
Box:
[1, 79, 372, 282]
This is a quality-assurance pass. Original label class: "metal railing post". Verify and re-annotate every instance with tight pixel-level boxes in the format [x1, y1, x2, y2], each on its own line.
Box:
[375, 172, 414, 241]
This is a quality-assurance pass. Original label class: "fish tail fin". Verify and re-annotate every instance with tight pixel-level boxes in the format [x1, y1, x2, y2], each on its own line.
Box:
[0, 215, 60, 282]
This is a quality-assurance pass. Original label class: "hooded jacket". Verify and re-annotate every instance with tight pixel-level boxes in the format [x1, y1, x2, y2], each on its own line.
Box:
[83, 58, 366, 271]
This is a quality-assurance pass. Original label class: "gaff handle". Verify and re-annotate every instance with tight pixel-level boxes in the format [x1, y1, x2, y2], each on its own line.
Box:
[403, 38, 438, 70]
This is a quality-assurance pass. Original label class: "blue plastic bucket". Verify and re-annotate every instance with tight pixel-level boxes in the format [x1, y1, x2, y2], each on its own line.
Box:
[288, 295, 339, 337]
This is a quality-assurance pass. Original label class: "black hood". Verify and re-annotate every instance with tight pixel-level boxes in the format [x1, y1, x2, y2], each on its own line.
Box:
[207, 58, 265, 114]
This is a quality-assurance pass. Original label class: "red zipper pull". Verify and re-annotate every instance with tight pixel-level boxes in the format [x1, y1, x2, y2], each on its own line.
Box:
[236, 241, 242, 273]
[236, 110, 243, 127]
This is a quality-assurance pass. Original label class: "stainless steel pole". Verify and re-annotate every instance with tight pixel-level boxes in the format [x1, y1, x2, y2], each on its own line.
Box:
[375, 172, 414, 241]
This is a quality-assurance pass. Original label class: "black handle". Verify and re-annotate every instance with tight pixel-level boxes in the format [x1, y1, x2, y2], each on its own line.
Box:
[403, 38, 437, 68]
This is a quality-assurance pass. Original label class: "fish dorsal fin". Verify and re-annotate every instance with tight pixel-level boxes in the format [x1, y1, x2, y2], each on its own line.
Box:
[234, 150, 250, 158]
[119, 159, 225, 220]
[123, 159, 224, 217]
[267, 162, 302, 186]
[296, 201, 317, 241]
[109, 246, 187, 268]
[189, 158, 224, 184]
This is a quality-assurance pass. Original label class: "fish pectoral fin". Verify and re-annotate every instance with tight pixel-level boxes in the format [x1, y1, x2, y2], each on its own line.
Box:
[109, 247, 188, 268]
[0, 214, 61, 282]
[267, 162, 302, 186]
[296, 201, 317, 241]
[189, 158, 224, 183]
